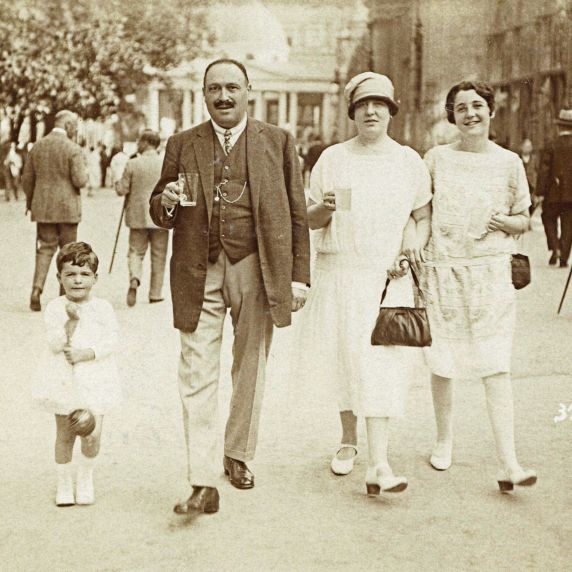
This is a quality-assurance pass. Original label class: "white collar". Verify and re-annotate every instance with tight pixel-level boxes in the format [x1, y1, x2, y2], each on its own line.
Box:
[52, 127, 67, 135]
[211, 114, 248, 137]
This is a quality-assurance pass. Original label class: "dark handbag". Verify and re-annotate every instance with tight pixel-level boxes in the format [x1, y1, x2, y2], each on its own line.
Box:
[371, 268, 432, 347]
[511, 253, 531, 290]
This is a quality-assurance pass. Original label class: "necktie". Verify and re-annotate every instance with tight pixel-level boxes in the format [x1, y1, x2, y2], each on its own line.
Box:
[223, 129, 232, 155]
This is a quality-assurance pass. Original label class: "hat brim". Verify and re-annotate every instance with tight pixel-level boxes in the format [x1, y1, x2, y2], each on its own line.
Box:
[348, 95, 399, 119]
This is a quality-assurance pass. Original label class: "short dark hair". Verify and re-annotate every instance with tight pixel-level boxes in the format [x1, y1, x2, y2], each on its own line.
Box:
[56, 242, 99, 274]
[445, 80, 495, 124]
[139, 129, 161, 148]
[203, 58, 249, 87]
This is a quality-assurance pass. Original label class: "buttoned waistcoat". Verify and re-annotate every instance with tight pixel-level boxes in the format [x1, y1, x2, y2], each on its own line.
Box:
[149, 119, 311, 332]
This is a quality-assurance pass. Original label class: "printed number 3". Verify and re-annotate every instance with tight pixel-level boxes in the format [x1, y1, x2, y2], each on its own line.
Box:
[554, 403, 572, 423]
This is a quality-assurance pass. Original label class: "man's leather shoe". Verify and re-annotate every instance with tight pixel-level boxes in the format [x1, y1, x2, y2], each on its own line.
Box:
[549, 251, 559, 265]
[173, 486, 219, 515]
[223, 456, 254, 489]
[30, 288, 41, 312]
[126, 279, 138, 307]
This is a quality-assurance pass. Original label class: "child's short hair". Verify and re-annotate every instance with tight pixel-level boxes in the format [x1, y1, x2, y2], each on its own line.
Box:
[56, 242, 99, 274]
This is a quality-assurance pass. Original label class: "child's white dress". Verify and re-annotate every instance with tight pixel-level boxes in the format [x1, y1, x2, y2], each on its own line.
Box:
[32, 296, 122, 415]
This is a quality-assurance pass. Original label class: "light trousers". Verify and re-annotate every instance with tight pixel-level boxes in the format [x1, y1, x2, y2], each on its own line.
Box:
[127, 228, 169, 300]
[178, 251, 273, 487]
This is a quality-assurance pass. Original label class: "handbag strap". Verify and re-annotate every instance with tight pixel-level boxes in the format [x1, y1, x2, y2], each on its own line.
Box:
[379, 267, 426, 307]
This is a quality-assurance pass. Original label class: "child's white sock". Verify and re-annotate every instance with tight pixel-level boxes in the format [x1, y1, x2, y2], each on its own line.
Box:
[56, 463, 75, 507]
[76, 454, 96, 505]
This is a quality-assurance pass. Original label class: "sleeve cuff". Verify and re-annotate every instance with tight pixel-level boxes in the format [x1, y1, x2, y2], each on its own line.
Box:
[292, 281, 309, 291]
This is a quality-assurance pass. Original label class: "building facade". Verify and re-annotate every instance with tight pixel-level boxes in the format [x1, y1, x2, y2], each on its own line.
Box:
[140, 0, 368, 143]
[345, 0, 572, 153]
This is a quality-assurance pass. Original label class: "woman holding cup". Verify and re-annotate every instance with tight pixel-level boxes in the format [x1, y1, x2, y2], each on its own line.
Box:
[294, 72, 431, 495]
[421, 80, 535, 491]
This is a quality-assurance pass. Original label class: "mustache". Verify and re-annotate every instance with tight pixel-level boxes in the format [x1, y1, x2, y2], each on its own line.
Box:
[215, 100, 234, 109]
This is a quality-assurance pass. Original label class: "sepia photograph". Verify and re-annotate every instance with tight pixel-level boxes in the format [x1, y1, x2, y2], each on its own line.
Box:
[0, 0, 570, 570]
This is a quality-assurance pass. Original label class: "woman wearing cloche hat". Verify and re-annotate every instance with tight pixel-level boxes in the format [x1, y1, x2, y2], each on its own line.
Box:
[292, 71, 432, 496]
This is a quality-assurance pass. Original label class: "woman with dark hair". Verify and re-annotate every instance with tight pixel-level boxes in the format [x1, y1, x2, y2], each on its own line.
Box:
[420, 80, 536, 491]
[294, 72, 431, 495]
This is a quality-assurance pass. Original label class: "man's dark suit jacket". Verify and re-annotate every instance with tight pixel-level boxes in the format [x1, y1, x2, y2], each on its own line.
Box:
[150, 118, 311, 333]
[537, 133, 572, 205]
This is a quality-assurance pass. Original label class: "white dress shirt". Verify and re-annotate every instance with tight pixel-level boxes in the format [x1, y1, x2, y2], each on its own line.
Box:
[211, 115, 247, 151]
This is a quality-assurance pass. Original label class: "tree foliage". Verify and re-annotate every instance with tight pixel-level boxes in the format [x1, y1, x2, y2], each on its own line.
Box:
[0, 0, 209, 141]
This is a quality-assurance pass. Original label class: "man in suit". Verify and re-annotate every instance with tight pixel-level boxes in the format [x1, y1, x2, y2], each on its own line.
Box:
[116, 130, 168, 306]
[538, 109, 572, 268]
[149, 59, 310, 515]
[22, 110, 88, 311]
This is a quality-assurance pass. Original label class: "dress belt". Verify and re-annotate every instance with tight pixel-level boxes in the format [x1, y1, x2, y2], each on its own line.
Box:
[422, 253, 510, 268]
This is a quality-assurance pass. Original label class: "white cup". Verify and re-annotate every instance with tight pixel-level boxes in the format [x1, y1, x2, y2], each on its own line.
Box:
[334, 187, 352, 211]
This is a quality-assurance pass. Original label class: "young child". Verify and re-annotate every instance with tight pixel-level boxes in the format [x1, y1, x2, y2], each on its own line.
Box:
[32, 242, 121, 506]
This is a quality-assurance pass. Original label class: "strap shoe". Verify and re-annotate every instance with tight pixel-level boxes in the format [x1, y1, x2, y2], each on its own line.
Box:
[330, 444, 358, 475]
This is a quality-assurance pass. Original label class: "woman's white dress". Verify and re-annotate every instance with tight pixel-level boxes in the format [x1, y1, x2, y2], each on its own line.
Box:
[421, 144, 531, 379]
[32, 296, 122, 415]
[293, 139, 432, 417]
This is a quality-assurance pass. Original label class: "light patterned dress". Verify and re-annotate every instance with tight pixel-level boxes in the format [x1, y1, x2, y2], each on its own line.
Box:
[422, 144, 531, 379]
[293, 139, 431, 417]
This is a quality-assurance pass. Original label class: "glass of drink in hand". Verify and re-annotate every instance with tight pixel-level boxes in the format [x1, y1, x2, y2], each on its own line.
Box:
[333, 187, 352, 211]
[177, 172, 199, 207]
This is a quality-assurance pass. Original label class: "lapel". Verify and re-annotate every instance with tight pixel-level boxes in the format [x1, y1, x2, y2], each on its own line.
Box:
[193, 122, 215, 221]
[246, 119, 264, 222]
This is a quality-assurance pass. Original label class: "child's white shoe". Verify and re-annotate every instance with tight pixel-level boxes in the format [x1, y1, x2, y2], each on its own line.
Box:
[56, 463, 75, 507]
[76, 456, 95, 505]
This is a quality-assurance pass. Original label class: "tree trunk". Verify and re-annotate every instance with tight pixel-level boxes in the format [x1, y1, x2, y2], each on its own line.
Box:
[10, 113, 24, 143]
[30, 114, 38, 143]
[43, 112, 56, 135]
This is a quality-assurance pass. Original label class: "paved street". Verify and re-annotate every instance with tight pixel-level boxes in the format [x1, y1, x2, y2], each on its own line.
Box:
[0, 190, 571, 571]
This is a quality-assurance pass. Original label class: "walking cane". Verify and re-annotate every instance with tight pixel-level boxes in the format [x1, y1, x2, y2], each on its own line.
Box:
[109, 198, 126, 273]
[557, 264, 572, 314]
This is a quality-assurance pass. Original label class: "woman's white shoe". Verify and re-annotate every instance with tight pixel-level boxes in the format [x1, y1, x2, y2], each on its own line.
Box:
[497, 467, 537, 492]
[330, 444, 358, 475]
[365, 465, 408, 495]
[430, 442, 453, 471]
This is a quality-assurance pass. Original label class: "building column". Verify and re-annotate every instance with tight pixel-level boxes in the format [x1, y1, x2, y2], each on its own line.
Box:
[182, 89, 192, 130]
[278, 91, 288, 128]
[149, 87, 160, 131]
[288, 92, 298, 137]
[254, 91, 264, 121]
[193, 90, 204, 124]
[321, 93, 332, 142]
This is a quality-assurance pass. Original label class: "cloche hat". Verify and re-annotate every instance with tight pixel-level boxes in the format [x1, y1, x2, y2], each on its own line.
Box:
[344, 72, 399, 119]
